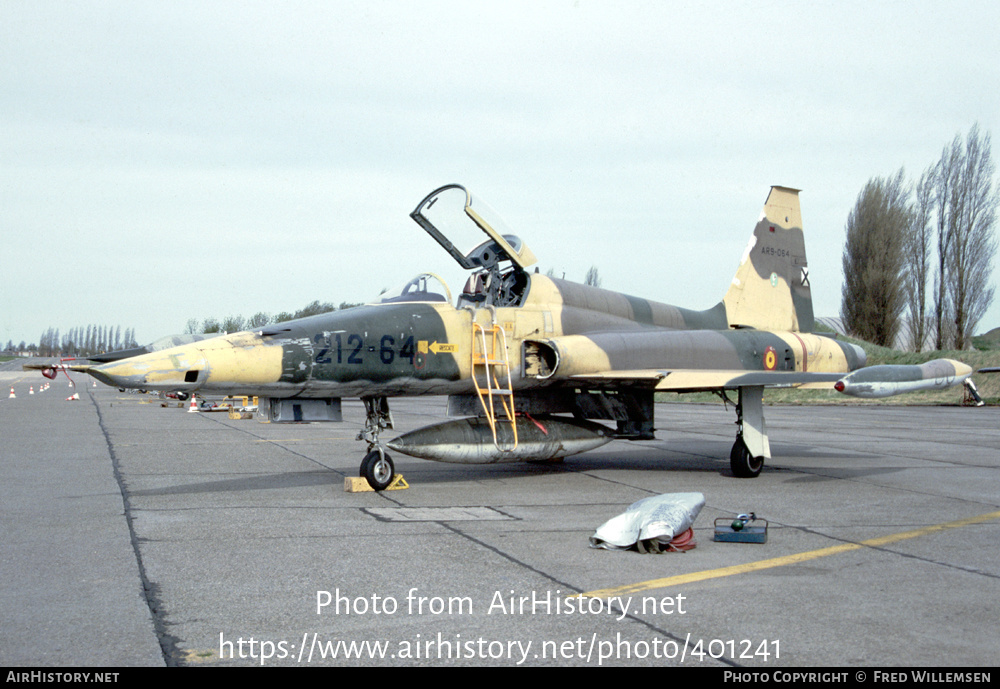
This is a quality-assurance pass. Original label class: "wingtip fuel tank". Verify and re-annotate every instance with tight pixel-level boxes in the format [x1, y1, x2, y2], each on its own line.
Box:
[833, 359, 973, 399]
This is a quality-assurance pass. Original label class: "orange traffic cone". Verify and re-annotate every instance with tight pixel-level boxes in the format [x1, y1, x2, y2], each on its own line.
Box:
[187, 395, 199, 413]
[8, 387, 14, 399]
[29, 386, 34, 395]
[66, 393, 80, 401]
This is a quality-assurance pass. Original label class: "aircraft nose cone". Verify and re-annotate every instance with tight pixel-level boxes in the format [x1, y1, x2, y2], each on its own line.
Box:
[90, 348, 206, 391]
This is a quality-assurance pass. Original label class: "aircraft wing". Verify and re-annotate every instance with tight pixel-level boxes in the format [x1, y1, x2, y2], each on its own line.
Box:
[570, 369, 844, 392]
[570, 358, 973, 398]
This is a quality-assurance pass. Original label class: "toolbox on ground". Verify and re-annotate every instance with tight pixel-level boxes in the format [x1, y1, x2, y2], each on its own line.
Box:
[713, 514, 768, 543]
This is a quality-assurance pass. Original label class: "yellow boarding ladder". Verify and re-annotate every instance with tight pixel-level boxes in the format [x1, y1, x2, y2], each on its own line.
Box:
[471, 318, 518, 452]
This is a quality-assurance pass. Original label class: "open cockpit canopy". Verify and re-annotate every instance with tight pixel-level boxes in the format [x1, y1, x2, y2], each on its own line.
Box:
[410, 184, 536, 307]
[410, 184, 536, 272]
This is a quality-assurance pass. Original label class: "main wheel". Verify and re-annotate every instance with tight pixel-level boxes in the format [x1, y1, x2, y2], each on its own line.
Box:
[360, 450, 395, 491]
[730, 437, 764, 478]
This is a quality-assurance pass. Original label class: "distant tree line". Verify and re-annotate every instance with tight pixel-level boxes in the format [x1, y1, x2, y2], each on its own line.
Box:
[3, 340, 33, 354]
[184, 300, 362, 335]
[543, 265, 603, 286]
[3, 300, 367, 357]
[841, 123, 999, 350]
[31, 325, 140, 357]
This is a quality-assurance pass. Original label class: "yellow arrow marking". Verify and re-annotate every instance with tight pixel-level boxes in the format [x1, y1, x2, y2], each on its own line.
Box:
[429, 341, 458, 354]
[577, 509, 1000, 599]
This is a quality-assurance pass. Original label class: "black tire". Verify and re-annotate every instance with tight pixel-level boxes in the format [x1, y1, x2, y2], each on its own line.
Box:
[361, 450, 395, 491]
[730, 437, 764, 478]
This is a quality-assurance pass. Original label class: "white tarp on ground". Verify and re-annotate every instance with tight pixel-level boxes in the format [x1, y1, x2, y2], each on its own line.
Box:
[589, 492, 705, 550]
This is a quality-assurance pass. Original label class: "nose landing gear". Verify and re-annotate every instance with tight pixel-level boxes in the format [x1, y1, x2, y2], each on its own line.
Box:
[360, 448, 395, 491]
[358, 396, 396, 491]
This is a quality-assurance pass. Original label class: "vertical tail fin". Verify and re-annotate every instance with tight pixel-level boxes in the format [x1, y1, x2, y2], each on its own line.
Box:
[723, 186, 814, 332]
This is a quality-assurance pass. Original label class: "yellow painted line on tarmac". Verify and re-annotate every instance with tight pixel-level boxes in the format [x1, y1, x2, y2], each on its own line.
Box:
[181, 648, 216, 663]
[579, 509, 1000, 599]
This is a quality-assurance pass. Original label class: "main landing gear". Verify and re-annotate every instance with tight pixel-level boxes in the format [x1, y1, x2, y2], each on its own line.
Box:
[730, 436, 764, 478]
[729, 386, 769, 478]
[358, 396, 395, 491]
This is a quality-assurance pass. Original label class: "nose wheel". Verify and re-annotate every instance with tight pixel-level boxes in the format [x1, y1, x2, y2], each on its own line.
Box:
[358, 396, 396, 491]
[360, 449, 395, 491]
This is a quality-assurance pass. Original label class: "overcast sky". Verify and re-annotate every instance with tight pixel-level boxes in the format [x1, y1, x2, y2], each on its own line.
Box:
[2, 1, 999, 348]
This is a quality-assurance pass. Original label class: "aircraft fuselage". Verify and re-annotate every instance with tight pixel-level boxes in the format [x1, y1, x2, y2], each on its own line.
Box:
[85, 274, 865, 400]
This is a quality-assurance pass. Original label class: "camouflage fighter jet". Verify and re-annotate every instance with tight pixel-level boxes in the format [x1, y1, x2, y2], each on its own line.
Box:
[36, 184, 975, 489]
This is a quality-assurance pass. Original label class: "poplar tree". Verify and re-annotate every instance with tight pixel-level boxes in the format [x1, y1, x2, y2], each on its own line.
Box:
[840, 169, 912, 347]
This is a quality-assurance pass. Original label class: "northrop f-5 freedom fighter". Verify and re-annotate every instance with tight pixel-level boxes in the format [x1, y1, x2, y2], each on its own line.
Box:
[34, 184, 975, 489]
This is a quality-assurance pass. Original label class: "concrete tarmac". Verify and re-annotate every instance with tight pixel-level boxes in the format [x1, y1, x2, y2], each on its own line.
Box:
[2, 367, 998, 667]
